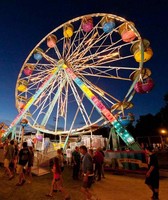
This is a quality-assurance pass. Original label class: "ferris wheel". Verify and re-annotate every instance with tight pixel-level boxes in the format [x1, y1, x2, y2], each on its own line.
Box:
[2, 13, 154, 148]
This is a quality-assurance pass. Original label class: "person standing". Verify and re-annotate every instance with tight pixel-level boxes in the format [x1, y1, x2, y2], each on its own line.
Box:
[3, 138, 9, 156]
[93, 148, 104, 181]
[44, 138, 50, 154]
[57, 148, 65, 172]
[80, 145, 98, 200]
[16, 141, 30, 186]
[66, 146, 72, 166]
[26, 146, 34, 183]
[98, 147, 105, 179]
[13, 140, 19, 174]
[72, 146, 81, 180]
[54, 148, 65, 190]
[145, 146, 159, 200]
[4, 139, 15, 180]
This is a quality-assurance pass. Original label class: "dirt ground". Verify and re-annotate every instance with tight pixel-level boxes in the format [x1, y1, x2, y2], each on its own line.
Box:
[0, 165, 168, 200]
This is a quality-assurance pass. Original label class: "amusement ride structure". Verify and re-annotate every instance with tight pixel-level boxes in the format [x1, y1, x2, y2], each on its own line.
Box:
[1, 13, 154, 150]
[0, 122, 8, 138]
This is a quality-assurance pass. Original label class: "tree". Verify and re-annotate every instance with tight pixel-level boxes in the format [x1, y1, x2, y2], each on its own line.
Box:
[155, 93, 168, 130]
[134, 92, 168, 138]
[135, 114, 159, 137]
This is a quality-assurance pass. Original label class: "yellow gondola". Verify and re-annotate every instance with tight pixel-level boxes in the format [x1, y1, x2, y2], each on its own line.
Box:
[17, 80, 28, 92]
[63, 24, 74, 38]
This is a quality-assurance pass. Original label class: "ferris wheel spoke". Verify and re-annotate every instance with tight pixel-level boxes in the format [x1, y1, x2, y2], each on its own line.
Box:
[66, 76, 93, 127]
[80, 75, 120, 104]
[72, 41, 134, 67]
[76, 32, 120, 62]
[66, 22, 101, 62]
[53, 45, 62, 60]
[41, 79, 67, 126]
[66, 18, 113, 61]
[22, 67, 58, 102]
[36, 49, 58, 65]
[31, 84, 57, 126]
[77, 68, 130, 81]
[68, 24, 137, 66]
[63, 30, 82, 60]
[28, 70, 63, 126]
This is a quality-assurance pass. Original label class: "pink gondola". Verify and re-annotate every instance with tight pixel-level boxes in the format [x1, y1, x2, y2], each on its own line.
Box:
[23, 64, 34, 76]
[134, 77, 154, 93]
[81, 17, 93, 32]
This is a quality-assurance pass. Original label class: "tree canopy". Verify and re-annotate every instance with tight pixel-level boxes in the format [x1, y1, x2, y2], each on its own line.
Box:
[134, 92, 168, 137]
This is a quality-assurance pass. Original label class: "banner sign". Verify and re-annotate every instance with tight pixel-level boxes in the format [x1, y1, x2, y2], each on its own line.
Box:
[104, 150, 148, 173]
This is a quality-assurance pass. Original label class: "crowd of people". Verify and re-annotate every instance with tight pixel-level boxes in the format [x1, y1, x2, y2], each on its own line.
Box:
[2, 137, 106, 200]
[3, 138, 34, 185]
[1, 137, 160, 200]
[46, 145, 105, 200]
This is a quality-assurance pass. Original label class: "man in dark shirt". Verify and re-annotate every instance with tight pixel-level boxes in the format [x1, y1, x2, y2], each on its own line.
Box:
[72, 146, 81, 180]
[16, 141, 30, 186]
[145, 146, 159, 200]
[80, 145, 98, 200]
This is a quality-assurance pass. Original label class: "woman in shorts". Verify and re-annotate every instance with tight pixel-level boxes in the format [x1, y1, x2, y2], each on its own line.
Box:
[46, 157, 70, 200]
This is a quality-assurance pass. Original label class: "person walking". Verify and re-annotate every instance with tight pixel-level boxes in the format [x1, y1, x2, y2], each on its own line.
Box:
[4, 139, 15, 180]
[16, 141, 30, 186]
[80, 145, 99, 200]
[145, 146, 159, 200]
[26, 146, 34, 183]
[72, 146, 81, 180]
[46, 157, 70, 199]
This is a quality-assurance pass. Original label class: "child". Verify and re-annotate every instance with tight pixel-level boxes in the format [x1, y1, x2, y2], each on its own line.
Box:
[46, 157, 70, 200]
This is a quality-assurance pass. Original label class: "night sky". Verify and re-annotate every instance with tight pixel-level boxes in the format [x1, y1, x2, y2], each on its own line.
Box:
[0, 0, 168, 126]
